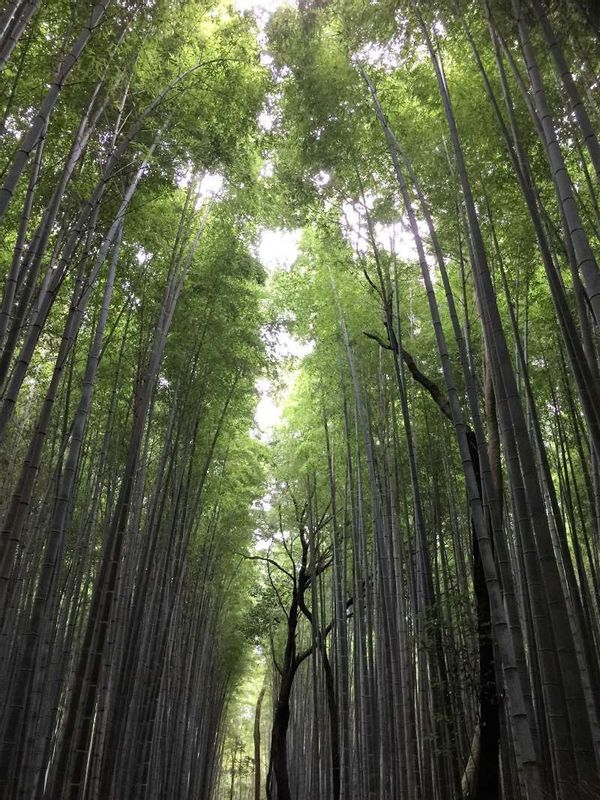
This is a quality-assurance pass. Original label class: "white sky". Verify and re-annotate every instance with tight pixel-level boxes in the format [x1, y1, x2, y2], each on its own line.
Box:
[254, 377, 281, 435]
[198, 172, 224, 197]
[253, 330, 313, 438]
[258, 228, 301, 272]
[250, 212, 427, 438]
[234, 0, 294, 49]
[252, 227, 312, 440]
[234, 0, 289, 14]
[231, 0, 428, 440]
[340, 198, 418, 259]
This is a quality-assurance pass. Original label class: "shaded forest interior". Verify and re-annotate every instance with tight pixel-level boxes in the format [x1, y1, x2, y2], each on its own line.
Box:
[1, 0, 600, 798]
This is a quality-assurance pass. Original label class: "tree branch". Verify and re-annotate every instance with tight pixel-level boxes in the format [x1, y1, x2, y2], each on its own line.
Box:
[295, 596, 354, 667]
[364, 330, 453, 422]
[243, 554, 295, 582]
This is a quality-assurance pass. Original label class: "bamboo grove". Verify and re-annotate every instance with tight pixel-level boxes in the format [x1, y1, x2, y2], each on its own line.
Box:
[0, 0, 599, 799]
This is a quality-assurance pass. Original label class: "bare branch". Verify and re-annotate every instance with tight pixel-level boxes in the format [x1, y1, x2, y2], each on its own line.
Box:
[364, 331, 453, 422]
[243, 554, 295, 582]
